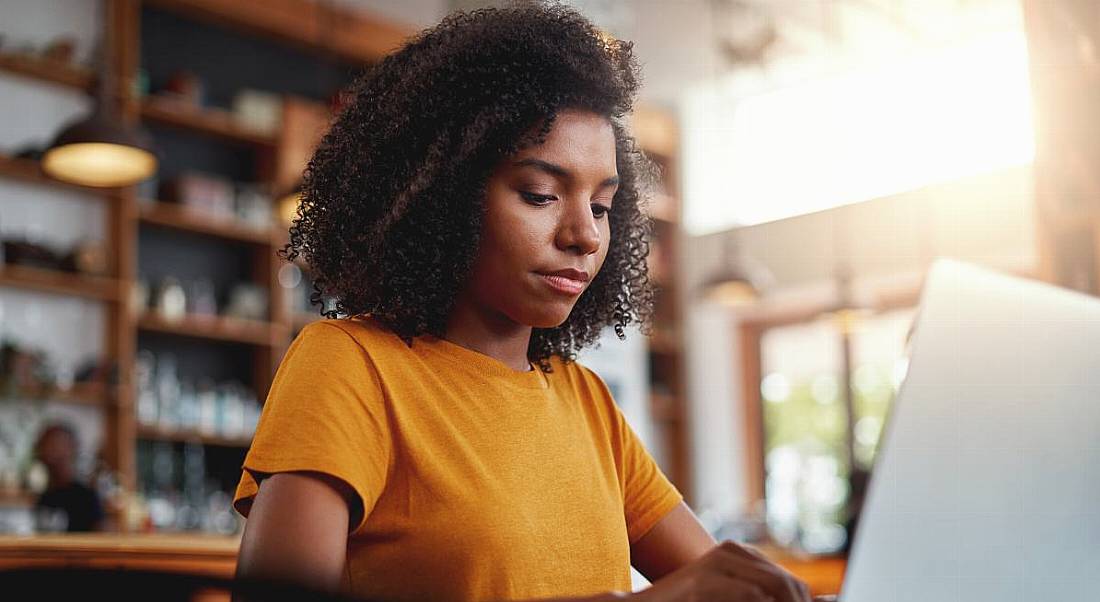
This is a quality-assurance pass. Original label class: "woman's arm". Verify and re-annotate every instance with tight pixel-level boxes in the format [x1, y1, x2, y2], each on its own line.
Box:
[237, 472, 624, 602]
[630, 501, 717, 582]
[628, 502, 814, 602]
[235, 471, 357, 593]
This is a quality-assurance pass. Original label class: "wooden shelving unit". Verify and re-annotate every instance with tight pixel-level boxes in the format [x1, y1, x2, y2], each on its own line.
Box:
[0, 51, 94, 91]
[631, 106, 691, 502]
[137, 424, 252, 448]
[137, 200, 276, 245]
[144, 0, 410, 64]
[52, 382, 115, 406]
[7, 381, 113, 407]
[0, 0, 415, 533]
[140, 96, 277, 148]
[0, 264, 124, 302]
[136, 313, 285, 347]
[0, 154, 118, 196]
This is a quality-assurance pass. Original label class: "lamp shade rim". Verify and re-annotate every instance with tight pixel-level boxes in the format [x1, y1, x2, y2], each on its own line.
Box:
[43, 109, 158, 187]
[49, 110, 157, 154]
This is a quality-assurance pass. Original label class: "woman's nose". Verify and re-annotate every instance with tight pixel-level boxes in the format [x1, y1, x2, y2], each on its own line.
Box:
[555, 200, 601, 255]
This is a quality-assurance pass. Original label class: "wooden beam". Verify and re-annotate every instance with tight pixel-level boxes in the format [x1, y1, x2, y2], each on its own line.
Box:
[737, 323, 766, 505]
[105, 0, 142, 510]
[1022, 0, 1100, 295]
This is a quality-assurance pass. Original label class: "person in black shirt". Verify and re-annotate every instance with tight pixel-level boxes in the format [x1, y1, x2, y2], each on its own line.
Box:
[33, 423, 103, 532]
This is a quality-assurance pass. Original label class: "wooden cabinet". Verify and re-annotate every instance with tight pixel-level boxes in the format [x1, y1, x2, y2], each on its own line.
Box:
[630, 106, 691, 503]
[0, 0, 411, 533]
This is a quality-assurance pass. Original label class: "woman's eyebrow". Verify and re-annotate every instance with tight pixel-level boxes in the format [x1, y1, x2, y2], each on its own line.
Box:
[513, 158, 619, 188]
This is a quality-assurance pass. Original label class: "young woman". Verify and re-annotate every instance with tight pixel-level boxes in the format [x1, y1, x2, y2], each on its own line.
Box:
[232, 4, 812, 602]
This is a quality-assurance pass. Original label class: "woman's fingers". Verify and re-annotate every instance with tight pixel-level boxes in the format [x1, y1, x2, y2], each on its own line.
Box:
[710, 572, 773, 602]
[711, 541, 812, 602]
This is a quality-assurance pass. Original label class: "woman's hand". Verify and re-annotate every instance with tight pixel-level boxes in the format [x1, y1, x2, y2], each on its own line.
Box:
[629, 540, 812, 602]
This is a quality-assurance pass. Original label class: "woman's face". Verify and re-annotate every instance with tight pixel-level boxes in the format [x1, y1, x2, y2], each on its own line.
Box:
[459, 108, 619, 329]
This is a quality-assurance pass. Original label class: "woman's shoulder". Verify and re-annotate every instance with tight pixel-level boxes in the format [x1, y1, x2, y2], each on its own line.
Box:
[298, 315, 405, 352]
[289, 316, 415, 374]
[553, 357, 614, 400]
[557, 357, 598, 381]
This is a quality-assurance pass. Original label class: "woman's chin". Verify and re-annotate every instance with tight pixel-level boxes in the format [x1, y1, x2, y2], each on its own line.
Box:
[522, 308, 575, 330]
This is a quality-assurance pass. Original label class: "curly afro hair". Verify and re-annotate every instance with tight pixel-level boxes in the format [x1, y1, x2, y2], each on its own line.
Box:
[282, 1, 658, 367]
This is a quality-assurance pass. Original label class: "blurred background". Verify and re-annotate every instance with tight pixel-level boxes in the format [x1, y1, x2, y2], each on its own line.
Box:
[0, 0, 1091, 596]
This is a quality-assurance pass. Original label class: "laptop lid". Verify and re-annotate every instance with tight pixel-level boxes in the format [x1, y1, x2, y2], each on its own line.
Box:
[840, 258, 1100, 602]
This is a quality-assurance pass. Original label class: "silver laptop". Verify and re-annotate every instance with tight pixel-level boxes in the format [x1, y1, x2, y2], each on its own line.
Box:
[839, 258, 1100, 602]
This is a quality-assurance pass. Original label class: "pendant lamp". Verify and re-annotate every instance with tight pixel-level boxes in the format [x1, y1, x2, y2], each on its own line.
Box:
[701, 233, 774, 306]
[41, 32, 157, 187]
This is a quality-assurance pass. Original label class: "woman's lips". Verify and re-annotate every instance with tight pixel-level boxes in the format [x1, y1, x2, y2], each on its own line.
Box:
[537, 273, 587, 295]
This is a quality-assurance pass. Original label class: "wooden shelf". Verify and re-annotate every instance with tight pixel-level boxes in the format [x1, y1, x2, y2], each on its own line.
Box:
[137, 424, 252, 448]
[0, 155, 50, 185]
[0, 264, 124, 302]
[0, 52, 93, 91]
[137, 313, 285, 346]
[0, 490, 35, 509]
[138, 200, 276, 246]
[140, 96, 277, 148]
[145, 0, 412, 65]
[46, 381, 113, 406]
[0, 155, 116, 196]
[3, 381, 112, 407]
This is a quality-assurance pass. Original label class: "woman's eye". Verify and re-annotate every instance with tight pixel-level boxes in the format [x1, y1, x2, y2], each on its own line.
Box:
[520, 191, 555, 205]
[591, 203, 611, 218]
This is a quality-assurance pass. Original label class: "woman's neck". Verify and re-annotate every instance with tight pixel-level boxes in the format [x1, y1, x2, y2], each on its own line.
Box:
[444, 300, 533, 372]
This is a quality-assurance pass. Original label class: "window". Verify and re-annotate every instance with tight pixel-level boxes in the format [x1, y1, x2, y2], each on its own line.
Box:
[682, 17, 1033, 234]
[759, 307, 916, 554]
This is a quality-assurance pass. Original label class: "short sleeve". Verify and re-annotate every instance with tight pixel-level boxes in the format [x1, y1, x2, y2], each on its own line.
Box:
[232, 321, 392, 534]
[580, 366, 685, 544]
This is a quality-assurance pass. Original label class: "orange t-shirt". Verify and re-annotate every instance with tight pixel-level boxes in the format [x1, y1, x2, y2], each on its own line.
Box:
[233, 317, 683, 601]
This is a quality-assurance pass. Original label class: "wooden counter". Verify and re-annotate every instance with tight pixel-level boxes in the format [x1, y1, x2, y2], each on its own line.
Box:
[765, 550, 846, 597]
[0, 534, 845, 597]
[0, 533, 240, 577]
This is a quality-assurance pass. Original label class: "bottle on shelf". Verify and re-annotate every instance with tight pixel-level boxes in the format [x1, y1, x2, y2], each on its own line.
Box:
[155, 353, 181, 432]
[135, 349, 158, 426]
[197, 378, 218, 436]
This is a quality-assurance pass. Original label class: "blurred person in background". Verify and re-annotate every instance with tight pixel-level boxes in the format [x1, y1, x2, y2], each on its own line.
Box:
[232, 3, 815, 602]
[33, 422, 104, 533]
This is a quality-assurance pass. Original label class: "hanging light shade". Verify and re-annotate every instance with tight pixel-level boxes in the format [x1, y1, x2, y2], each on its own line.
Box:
[701, 233, 774, 306]
[702, 264, 773, 306]
[41, 107, 158, 188]
[41, 5, 158, 190]
[816, 262, 876, 334]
